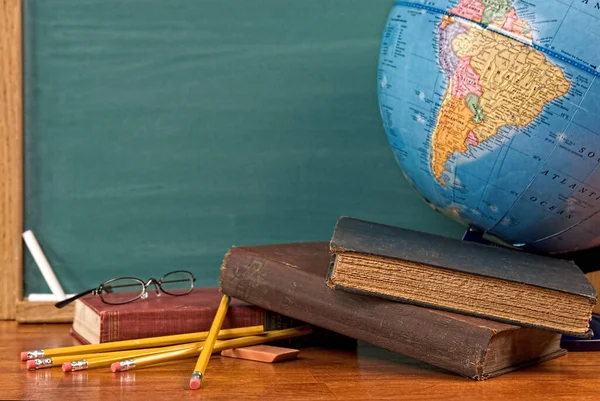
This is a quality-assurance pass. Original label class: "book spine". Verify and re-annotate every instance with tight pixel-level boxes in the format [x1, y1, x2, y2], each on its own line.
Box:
[220, 247, 494, 379]
[324, 253, 337, 289]
[98, 304, 269, 343]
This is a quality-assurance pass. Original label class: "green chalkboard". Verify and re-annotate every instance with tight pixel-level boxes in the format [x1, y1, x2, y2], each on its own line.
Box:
[23, 0, 464, 295]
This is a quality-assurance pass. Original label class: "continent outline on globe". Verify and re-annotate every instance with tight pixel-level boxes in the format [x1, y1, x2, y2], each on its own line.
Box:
[378, 0, 600, 253]
[432, 14, 571, 186]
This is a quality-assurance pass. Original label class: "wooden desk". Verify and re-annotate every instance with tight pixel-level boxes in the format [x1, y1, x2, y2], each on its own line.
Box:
[2, 322, 599, 400]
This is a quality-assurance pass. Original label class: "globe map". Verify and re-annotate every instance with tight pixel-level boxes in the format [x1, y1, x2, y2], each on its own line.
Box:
[378, 0, 600, 254]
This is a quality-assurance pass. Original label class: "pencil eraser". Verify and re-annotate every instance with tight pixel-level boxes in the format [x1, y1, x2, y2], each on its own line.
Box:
[220, 345, 299, 363]
[189, 377, 201, 390]
[62, 362, 72, 373]
[20, 352, 28, 361]
[110, 362, 120, 373]
[26, 360, 36, 370]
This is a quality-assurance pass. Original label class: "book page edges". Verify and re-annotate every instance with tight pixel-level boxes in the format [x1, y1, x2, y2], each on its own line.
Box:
[72, 300, 101, 344]
[331, 252, 594, 337]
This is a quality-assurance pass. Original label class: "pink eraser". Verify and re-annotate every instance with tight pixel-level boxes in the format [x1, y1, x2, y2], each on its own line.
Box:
[20, 352, 28, 361]
[62, 362, 72, 373]
[220, 345, 299, 363]
[26, 360, 36, 370]
[189, 377, 201, 390]
[110, 362, 121, 373]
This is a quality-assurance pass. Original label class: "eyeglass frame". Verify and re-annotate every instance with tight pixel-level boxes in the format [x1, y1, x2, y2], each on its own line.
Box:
[54, 270, 196, 308]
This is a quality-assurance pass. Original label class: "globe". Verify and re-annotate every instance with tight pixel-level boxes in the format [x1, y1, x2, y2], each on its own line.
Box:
[378, 0, 600, 254]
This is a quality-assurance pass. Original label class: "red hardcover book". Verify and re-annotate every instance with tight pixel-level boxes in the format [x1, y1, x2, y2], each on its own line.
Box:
[70, 287, 297, 344]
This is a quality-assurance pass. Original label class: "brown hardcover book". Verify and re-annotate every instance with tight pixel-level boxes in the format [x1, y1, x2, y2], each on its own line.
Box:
[71, 287, 299, 344]
[327, 217, 597, 337]
[220, 242, 566, 380]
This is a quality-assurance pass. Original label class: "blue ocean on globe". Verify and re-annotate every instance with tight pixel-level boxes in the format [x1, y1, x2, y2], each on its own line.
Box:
[378, 0, 600, 254]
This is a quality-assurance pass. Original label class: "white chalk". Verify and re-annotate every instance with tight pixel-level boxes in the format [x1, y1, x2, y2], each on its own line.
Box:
[22, 230, 67, 301]
[27, 293, 76, 302]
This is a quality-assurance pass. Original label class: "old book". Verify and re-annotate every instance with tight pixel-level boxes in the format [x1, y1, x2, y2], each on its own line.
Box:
[71, 287, 299, 344]
[220, 242, 566, 380]
[327, 217, 597, 337]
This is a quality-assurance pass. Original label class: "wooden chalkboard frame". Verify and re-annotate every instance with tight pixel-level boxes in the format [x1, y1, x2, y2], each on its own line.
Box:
[0, 0, 23, 321]
[0, 0, 73, 322]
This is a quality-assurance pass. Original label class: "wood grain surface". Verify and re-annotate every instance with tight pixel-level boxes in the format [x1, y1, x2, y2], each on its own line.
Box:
[2, 322, 599, 400]
[587, 271, 600, 313]
[0, 0, 23, 320]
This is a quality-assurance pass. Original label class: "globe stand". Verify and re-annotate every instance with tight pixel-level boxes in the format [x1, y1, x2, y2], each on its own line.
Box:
[461, 227, 499, 247]
[461, 226, 600, 352]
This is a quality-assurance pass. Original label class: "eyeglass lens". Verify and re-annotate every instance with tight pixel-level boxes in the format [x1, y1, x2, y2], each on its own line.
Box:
[101, 278, 146, 305]
[159, 271, 194, 295]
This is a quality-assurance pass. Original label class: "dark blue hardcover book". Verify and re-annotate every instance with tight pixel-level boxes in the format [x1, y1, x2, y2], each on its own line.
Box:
[327, 217, 597, 338]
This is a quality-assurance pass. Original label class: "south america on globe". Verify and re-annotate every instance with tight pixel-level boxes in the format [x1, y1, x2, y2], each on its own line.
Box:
[378, 0, 600, 254]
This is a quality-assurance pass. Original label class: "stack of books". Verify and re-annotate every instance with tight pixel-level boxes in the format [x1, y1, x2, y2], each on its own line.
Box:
[72, 217, 598, 380]
[220, 217, 597, 380]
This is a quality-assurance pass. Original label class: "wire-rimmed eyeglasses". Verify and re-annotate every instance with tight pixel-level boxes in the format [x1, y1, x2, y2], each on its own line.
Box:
[54, 270, 196, 308]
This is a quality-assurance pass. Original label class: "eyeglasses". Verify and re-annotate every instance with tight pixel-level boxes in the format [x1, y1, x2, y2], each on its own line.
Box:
[54, 270, 196, 308]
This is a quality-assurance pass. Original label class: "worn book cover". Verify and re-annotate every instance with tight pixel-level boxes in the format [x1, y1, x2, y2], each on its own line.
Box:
[220, 242, 566, 380]
[71, 287, 298, 344]
[327, 217, 597, 337]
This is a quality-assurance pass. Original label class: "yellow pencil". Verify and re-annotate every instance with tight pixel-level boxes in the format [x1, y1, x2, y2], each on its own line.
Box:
[111, 326, 312, 373]
[25, 342, 190, 370]
[27, 341, 204, 371]
[189, 294, 231, 390]
[112, 343, 202, 372]
[24, 342, 201, 371]
[20, 325, 264, 360]
[63, 342, 202, 372]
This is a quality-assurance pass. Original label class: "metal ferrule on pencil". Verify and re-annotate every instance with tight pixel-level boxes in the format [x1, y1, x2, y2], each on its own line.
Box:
[70, 360, 89, 372]
[117, 359, 135, 371]
[31, 357, 52, 369]
[191, 371, 202, 383]
[27, 350, 44, 359]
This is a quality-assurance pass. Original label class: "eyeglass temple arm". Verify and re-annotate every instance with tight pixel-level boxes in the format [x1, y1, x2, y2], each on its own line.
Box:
[54, 288, 96, 309]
